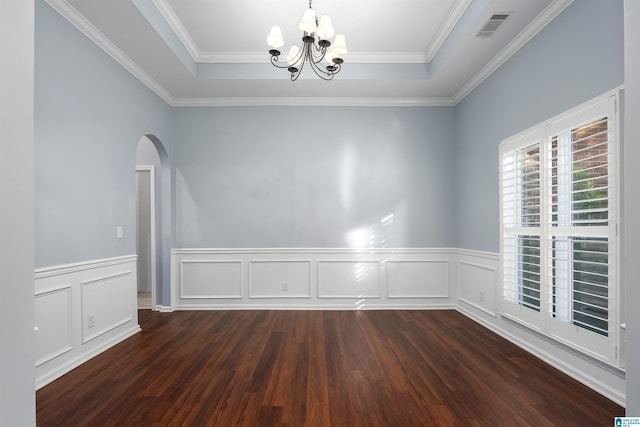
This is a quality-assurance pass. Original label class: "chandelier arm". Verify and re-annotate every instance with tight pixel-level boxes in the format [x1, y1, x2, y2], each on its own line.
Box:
[270, 55, 294, 69]
[290, 43, 310, 81]
[307, 55, 334, 81]
[311, 44, 327, 63]
[310, 66, 334, 81]
[270, 38, 307, 71]
[291, 61, 304, 81]
[289, 44, 306, 68]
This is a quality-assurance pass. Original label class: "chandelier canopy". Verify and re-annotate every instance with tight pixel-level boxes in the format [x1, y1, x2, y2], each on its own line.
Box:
[267, 0, 347, 81]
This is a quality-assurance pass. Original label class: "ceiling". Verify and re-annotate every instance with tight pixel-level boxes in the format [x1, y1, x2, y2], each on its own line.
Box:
[45, 0, 573, 106]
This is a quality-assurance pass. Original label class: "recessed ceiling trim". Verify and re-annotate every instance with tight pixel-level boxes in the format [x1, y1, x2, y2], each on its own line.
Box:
[197, 51, 430, 64]
[172, 97, 456, 107]
[152, 0, 200, 61]
[424, 0, 473, 62]
[197, 52, 267, 64]
[152, 0, 429, 65]
[319, 52, 430, 64]
[453, 0, 574, 104]
[44, 0, 175, 105]
[153, 0, 469, 65]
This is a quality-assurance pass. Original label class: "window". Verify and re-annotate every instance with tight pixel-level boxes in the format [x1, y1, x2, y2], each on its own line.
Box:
[500, 91, 620, 365]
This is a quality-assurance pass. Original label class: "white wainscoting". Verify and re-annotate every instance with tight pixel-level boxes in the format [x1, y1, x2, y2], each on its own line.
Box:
[179, 260, 243, 299]
[34, 284, 72, 367]
[34, 248, 625, 406]
[456, 250, 499, 317]
[34, 255, 140, 389]
[317, 260, 381, 298]
[452, 248, 626, 407]
[171, 249, 458, 310]
[386, 260, 449, 298]
[249, 260, 311, 299]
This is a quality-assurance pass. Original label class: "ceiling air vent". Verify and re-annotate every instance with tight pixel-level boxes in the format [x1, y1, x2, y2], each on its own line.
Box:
[476, 13, 510, 38]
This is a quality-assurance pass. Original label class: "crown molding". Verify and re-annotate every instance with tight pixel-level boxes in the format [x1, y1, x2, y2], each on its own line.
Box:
[152, 0, 200, 61]
[44, 0, 175, 106]
[424, 0, 473, 62]
[171, 97, 456, 107]
[452, 0, 574, 104]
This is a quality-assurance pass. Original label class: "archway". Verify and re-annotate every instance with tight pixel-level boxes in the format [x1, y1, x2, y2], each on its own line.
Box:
[135, 135, 170, 310]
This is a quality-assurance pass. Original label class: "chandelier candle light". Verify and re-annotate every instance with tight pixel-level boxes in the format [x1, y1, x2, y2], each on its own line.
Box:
[267, 0, 347, 81]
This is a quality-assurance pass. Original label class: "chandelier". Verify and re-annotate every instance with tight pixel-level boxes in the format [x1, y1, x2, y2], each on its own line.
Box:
[267, 0, 347, 81]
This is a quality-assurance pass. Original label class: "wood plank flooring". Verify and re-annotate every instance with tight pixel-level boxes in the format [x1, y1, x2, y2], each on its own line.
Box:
[36, 310, 623, 426]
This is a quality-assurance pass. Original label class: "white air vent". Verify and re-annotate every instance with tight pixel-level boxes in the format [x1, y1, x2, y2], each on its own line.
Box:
[476, 13, 510, 38]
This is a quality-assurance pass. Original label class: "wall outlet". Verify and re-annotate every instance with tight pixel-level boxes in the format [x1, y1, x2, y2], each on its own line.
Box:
[282, 282, 288, 291]
[116, 226, 123, 239]
[479, 291, 485, 302]
[88, 313, 96, 328]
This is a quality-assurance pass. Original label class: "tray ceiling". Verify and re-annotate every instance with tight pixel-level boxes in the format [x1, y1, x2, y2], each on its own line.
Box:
[47, 0, 573, 106]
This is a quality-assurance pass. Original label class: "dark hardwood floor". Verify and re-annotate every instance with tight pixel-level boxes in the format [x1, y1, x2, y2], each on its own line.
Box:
[37, 310, 623, 426]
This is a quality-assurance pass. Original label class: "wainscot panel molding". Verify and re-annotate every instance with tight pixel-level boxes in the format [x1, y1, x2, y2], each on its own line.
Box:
[34, 255, 140, 390]
[179, 260, 243, 299]
[249, 260, 311, 299]
[455, 249, 499, 317]
[317, 260, 381, 299]
[34, 284, 73, 367]
[453, 248, 626, 407]
[81, 271, 134, 344]
[386, 260, 449, 298]
[171, 248, 459, 310]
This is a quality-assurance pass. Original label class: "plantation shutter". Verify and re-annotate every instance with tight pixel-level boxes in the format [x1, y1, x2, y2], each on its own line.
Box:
[545, 97, 617, 360]
[500, 92, 619, 364]
[501, 131, 545, 331]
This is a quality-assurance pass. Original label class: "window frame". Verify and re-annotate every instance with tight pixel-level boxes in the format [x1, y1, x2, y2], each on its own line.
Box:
[499, 89, 622, 367]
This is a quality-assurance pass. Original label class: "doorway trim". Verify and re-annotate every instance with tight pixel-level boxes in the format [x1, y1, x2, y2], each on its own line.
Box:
[136, 165, 157, 311]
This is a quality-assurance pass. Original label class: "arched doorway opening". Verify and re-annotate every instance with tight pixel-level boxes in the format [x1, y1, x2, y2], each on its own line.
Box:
[135, 135, 170, 310]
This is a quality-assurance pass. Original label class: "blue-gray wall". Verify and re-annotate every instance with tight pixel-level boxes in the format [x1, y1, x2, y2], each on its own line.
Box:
[34, 0, 173, 268]
[454, 0, 624, 252]
[34, 0, 625, 259]
[173, 106, 456, 249]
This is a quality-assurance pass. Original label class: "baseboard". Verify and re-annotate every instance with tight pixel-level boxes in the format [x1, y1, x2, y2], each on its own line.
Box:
[458, 297, 497, 318]
[172, 303, 457, 311]
[36, 325, 140, 390]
